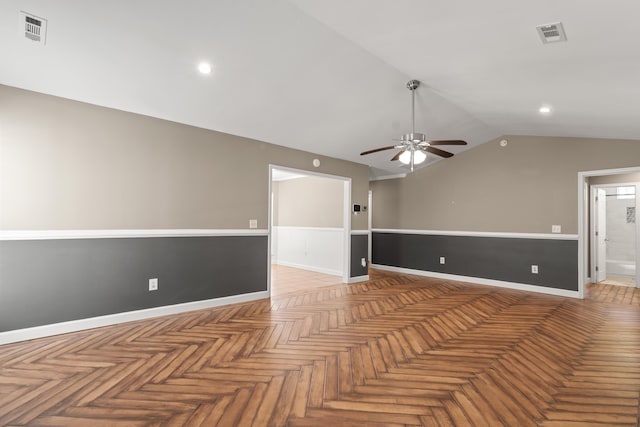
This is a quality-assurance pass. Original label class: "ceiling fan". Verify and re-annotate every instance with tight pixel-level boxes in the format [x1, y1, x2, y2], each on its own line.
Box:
[360, 79, 467, 172]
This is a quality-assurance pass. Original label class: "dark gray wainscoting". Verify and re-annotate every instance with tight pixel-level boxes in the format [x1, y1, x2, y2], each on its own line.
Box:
[350, 234, 369, 277]
[372, 232, 578, 291]
[0, 235, 268, 332]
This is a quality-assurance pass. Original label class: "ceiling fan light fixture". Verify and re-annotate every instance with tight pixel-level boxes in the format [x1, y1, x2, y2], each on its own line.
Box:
[399, 149, 426, 165]
[197, 62, 212, 74]
[399, 150, 412, 164]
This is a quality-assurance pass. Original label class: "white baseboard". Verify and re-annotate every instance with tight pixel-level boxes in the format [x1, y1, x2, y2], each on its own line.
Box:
[348, 275, 369, 283]
[0, 290, 270, 345]
[275, 261, 342, 277]
[371, 264, 580, 299]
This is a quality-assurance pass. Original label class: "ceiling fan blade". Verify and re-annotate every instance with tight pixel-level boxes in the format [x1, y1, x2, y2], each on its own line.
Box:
[390, 151, 403, 161]
[428, 140, 467, 146]
[426, 146, 454, 158]
[360, 145, 396, 156]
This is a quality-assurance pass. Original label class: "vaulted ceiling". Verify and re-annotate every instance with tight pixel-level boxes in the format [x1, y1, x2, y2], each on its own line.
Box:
[2, 1, 639, 178]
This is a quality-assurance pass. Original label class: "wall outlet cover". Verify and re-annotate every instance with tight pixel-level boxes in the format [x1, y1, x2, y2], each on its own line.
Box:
[531, 265, 538, 274]
[249, 219, 258, 229]
[149, 278, 158, 291]
[439, 257, 445, 264]
[552, 225, 561, 233]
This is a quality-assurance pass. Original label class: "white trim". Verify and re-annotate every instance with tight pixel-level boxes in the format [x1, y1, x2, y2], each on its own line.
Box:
[372, 264, 579, 299]
[578, 172, 588, 299]
[368, 189, 373, 262]
[276, 226, 344, 232]
[372, 228, 578, 240]
[348, 275, 369, 283]
[0, 229, 269, 241]
[0, 290, 270, 345]
[344, 180, 352, 284]
[351, 230, 369, 235]
[369, 173, 407, 182]
[275, 260, 342, 277]
[589, 185, 597, 283]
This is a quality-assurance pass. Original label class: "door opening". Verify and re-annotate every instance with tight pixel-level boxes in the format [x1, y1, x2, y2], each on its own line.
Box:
[268, 165, 352, 296]
[579, 166, 640, 298]
[592, 184, 637, 287]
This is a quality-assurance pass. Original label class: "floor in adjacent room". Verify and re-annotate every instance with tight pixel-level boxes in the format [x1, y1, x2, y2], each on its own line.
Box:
[0, 268, 639, 426]
[598, 274, 636, 288]
[270, 264, 342, 297]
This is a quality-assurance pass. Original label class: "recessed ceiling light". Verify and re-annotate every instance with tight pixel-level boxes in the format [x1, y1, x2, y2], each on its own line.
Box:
[539, 106, 552, 114]
[197, 62, 212, 75]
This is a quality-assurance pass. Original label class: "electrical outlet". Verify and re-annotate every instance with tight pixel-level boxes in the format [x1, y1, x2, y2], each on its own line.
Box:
[249, 219, 258, 229]
[531, 265, 538, 274]
[361, 258, 367, 268]
[552, 225, 561, 233]
[149, 278, 158, 291]
[440, 257, 445, 265]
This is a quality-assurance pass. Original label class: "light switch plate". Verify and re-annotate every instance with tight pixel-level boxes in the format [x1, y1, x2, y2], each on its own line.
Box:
[249, 219, 258, 229]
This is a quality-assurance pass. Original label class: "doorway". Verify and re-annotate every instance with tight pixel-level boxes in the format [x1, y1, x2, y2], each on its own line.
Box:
[579, 166, 640, 298]
[268, 165, 352, 295]
[591, 184, 637, 287]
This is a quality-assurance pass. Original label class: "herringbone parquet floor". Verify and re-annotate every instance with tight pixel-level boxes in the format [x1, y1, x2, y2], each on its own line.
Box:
[1, 269, 639, 426]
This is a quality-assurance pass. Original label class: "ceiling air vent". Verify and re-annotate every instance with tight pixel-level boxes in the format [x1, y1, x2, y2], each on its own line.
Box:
[536, 22, 567, 44]
[20, 11, 47, 45]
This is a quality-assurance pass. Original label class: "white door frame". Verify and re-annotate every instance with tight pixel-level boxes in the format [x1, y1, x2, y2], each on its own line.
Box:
[268, 165, 352, 293]
[367, 190, 372, 262]
[590, 186, 608, 283]
[578, 166, 640, 297]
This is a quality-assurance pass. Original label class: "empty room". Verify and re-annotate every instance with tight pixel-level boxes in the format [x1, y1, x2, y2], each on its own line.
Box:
[1, 1, 639, 426]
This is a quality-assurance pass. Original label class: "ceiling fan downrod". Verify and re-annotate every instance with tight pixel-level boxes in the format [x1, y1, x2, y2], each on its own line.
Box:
[406, 79, 420, 171]
[407, 79, 419, 136]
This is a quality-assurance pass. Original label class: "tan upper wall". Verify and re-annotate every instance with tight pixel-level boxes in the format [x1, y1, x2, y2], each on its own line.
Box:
[0, 85, 369, 230]
[589, 173, 640, 186]
[273, 176, 344, 228]
[371, 135, 640, 234]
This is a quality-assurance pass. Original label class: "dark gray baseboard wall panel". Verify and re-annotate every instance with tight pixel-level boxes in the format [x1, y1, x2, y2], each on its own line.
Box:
[372, 232, 578, 291]
[0, 236, 268, 332]
[350, 234, 369, 277]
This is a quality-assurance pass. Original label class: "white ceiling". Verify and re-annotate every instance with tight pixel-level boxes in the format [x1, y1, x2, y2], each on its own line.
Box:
[2, 1, 639, 179]
[271, 169, 306, 182]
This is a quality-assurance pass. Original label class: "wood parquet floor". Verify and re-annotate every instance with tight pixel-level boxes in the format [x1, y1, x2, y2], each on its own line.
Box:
[1, 270, 639, 426]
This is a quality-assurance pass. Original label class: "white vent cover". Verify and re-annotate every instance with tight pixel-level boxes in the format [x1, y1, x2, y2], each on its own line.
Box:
[20, 11, 47, 45]
[536, 22, 567, 44]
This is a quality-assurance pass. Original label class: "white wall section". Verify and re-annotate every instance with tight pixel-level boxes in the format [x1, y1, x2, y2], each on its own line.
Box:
[272, 226, 344, 276]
